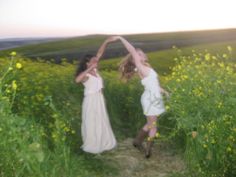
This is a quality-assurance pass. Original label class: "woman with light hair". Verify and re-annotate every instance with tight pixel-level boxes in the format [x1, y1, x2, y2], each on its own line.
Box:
[108, 36, 169, 158]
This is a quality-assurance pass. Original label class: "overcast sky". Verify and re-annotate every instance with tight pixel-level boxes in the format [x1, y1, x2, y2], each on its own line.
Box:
[0, 0, 235, 38]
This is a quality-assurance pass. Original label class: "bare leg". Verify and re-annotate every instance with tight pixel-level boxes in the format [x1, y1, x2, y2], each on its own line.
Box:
[142, 123, 149, 132]
[147, 116, 157, 138]
[145, 116, 158, 158]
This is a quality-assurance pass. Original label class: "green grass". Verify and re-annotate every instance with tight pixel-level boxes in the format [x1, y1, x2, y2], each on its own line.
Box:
[0, 28, 235, 60]
[165, 49, 236, 177]
[0, 57, 119, 177]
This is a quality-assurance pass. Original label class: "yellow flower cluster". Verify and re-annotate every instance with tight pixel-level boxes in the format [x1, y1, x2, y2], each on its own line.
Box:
[166, 48, 236, 176]
[16, 63, 22, 69]
[12, 80, 17, 90]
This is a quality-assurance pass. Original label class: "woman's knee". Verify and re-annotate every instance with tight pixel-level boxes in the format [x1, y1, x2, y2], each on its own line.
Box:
[147, 121, 157, 130]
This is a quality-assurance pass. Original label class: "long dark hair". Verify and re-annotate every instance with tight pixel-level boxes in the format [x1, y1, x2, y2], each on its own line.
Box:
[75, 54, 94, 77]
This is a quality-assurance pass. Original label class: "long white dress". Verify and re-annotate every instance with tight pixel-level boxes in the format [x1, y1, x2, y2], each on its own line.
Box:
[81, 71, 117, 153]
[141, 68, 165, 116]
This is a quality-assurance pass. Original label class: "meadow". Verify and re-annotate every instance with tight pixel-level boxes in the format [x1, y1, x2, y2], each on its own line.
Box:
[0, 38, 236, 177]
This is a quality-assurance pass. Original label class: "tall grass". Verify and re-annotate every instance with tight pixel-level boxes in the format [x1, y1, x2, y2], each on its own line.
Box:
[166, 47, 236, 176]
[1, 45, 235, 176]
[0, 53, 117, 177]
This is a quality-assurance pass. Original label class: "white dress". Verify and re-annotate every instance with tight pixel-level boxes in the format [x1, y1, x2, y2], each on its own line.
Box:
[81, 71, 117, 153]
[141, 68, 165, 116]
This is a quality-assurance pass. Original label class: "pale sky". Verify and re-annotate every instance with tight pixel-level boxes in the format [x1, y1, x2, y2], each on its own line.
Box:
[0, 0, 235, 38]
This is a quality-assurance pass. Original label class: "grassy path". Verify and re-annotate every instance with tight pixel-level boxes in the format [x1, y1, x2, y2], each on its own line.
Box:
[95, 138, 185, 177]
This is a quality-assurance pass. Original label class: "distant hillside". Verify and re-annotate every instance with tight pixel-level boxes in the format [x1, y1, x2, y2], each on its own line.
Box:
[0, 37, 64, 51]
[0, 28, 236, 62]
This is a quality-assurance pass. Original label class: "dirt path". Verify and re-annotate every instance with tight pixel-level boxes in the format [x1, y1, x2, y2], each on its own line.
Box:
[97, 138, 186, 177]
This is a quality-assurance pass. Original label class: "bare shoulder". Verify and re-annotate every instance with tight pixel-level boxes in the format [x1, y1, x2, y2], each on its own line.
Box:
[137, 65, 152, 78]
[75, 75, 89, 84]
[81, 76, 89, 83]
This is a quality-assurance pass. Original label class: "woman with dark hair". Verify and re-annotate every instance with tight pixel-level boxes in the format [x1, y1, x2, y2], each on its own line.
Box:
[75, 38, 117, 154]
[109, 36, 169, 158]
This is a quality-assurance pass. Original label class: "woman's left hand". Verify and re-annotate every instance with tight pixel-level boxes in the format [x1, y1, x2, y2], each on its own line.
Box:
[107, 36, 121, 42]
[160, 87, 170, 98]
[164, 90, 170, 99]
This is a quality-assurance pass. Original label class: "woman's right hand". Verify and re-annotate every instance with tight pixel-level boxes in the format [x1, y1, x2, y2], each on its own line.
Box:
[88, 61, 98, 70]
[96, 36, 120, 61]
[164, 90, 171, 100]
[106, 36, 120, 43]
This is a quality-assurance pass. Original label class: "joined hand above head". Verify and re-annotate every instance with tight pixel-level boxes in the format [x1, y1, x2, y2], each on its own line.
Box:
[106, 36, 122, 43]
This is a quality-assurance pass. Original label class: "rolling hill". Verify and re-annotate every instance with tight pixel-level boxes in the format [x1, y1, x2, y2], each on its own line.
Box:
[0, 37, 63, 51]
[0, 28, 235, 62]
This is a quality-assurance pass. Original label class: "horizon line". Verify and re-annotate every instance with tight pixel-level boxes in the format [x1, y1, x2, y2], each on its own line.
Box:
[0, 27, 235, 40]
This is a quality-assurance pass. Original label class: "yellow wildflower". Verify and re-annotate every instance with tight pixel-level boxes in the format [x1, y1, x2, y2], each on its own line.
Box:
[12, 80, 17, 90]
[227, 46, 232, 52]
[217, 102, 223, 108]
[212, 56, 217, 60]
[8, 67, 13, 71]
[222, 54, 227, 58]
[218, 63, 224, 68]
[227, 147, 232, 152]
[165, 105, 170, 110]
[10, 51, 16, 56]
[16, 63, 22, 69]
[211, 139, 216, 144]
[6, 89, 11, 93]
[205, 53, 210, 61]
[192, 131, 197, 139]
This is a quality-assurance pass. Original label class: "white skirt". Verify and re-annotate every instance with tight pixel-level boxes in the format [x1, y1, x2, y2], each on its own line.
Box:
[81, 91, 117, 153]
[141, 90, 165, 116]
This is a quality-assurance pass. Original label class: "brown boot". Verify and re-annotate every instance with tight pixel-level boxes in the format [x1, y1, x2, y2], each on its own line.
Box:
[145, 138, 154, 158]
[133, 129, 148, 152]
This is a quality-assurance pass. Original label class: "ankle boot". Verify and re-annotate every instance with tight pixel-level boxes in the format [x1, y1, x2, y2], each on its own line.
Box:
[145, 138, 154, 158]
[133, 129, 148, 151]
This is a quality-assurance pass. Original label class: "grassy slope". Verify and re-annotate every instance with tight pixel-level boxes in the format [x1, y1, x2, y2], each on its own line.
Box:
[1, 39, 235, 77]
[0, 29, 235, 60]
[99, 40, 236, 75]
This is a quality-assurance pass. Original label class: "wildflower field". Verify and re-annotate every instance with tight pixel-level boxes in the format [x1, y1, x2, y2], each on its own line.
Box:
[0, 44, 235, 177]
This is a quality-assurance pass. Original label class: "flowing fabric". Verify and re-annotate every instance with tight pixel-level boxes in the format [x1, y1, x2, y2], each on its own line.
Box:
[141, 68, 165, 116]
[81, 72, 116, 153]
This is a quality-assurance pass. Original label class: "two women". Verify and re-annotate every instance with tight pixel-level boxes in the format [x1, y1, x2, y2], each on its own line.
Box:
[75, 36, 168, 158]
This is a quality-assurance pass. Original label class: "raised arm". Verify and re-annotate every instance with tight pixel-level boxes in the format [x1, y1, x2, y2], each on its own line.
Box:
[75, 62, 97, 83]
[114, 36, 142, 68]
[95, 37, 118, 62]
[95, 40, 109, 61]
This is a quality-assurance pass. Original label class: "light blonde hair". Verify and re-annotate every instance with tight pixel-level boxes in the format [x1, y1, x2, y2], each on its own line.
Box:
[118, 53, 135, 81]
[119, 49, 150, 81]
